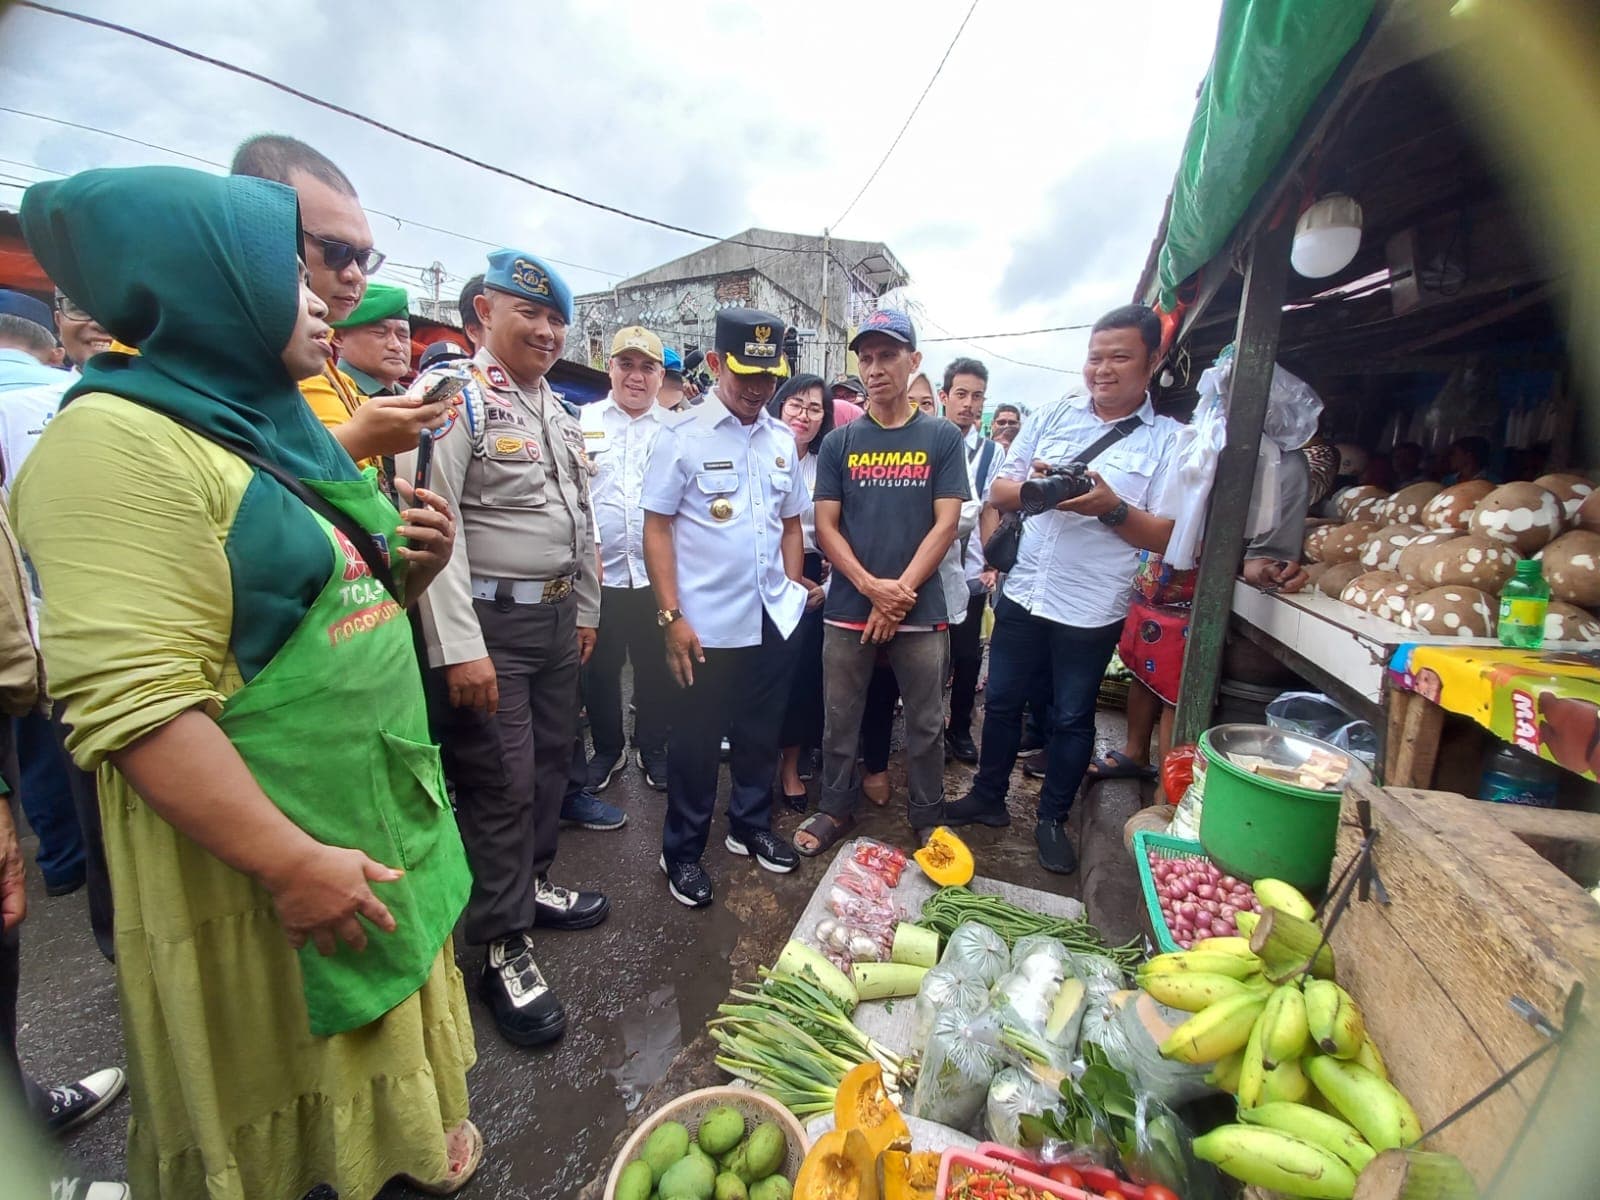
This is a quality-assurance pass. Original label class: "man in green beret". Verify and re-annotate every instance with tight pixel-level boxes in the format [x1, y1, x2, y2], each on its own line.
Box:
[330, 282, 411, 398]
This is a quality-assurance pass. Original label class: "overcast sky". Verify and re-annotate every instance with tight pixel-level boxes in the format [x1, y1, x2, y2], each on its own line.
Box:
[0, 0, 1223, 409]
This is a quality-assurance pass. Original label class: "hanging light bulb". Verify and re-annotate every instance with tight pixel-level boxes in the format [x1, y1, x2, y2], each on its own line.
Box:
[1291, 192, 1363, 278]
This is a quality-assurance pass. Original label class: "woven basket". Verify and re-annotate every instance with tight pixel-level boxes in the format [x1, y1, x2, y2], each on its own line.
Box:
[602, 1086, 810, 1200]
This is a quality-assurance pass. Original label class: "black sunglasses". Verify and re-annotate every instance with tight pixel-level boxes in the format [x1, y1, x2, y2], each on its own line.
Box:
[303, 231, 386, 276]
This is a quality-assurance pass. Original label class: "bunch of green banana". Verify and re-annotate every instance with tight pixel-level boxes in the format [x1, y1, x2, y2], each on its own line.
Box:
[1139, 878, 1429, 1199]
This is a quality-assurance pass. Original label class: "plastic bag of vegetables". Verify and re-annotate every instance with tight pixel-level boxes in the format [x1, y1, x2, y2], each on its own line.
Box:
[985, 1067, 1063, 1147]
[910, 1004, 999, 1132]
[967, 944, 1084, 1080]
[938, 920, 1009, 987]
[912, 961, 989, 1046]
[1079, 988, 1219, 1108]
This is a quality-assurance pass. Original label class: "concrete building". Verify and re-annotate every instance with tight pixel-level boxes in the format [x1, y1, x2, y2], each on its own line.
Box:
[565, 228, 907, 378]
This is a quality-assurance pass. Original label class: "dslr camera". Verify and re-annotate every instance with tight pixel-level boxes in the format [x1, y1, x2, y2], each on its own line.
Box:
[1019, 462, 1094, 514]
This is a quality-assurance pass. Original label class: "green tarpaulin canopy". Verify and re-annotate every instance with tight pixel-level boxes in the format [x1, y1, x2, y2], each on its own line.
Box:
[1154, 0, 1378, 310]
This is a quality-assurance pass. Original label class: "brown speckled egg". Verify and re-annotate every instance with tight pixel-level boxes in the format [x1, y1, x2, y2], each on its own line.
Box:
[1533, 473, 1594, 522]
[1340, 570, 1401, 613]
[1317, 561, 1367, 600]
[1368, 578, 1417, 625]
[1359, 524, 1426, 572]
[1403, 586, 1496, 638]
[1382, 482, 1443, 526]
[1336, 485, 1388, 521]
[1396, 530, 1462, 581]
[1321, 522, 1381, 566]
[1469, 482, 1564, 555]
[1539, 531, 1600, 607]
[1415, 536, 1519, 592]
[1545, 600, 1600, 644]
[1422, 479, 1495, 531]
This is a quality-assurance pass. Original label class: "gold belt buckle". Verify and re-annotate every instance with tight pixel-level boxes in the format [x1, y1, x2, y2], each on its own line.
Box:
[541, 578, 573, 603]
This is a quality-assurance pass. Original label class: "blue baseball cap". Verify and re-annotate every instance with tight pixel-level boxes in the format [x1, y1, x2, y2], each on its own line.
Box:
[850, 307, 917, 351]
[483, 248, 573, 323]
[0, 288, 55, 334]
[662, 345, 683, 372]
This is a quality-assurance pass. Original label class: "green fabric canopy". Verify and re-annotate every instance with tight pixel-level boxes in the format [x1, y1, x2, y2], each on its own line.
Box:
[1154, 0, 1378, 310]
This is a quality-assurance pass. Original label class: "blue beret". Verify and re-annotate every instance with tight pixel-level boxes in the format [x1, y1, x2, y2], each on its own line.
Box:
[483, 249, 573, 323]
[0, 288, 55, 333]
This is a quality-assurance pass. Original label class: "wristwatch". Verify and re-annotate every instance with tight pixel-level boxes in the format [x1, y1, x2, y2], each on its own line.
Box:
[1098, 500, 1131, 528]
[656, 608, 683, 627]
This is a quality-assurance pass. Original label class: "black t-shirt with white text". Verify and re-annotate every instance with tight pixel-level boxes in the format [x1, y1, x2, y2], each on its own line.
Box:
[813, 410, 970, 626]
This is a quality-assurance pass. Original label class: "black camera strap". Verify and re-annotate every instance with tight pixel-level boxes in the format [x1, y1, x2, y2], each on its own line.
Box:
[1070, 413, 1145, 470]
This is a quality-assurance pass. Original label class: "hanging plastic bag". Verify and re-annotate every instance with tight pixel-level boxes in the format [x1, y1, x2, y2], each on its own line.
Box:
[911, 1005, 1000, 1131]
[1160, 744, 1198, 804]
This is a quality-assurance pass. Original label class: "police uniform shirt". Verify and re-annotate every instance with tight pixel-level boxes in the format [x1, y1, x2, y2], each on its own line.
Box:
[401, 348, 601, 667]
[640, 390, 809, 649]
[580, 393, 665, 589]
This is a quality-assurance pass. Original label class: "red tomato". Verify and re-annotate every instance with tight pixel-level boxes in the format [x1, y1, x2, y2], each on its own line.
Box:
[1101, 1192, 1127, 1200]
[1143, 1187, 1181, 1200]
[1046, 1164, 1084, 1188]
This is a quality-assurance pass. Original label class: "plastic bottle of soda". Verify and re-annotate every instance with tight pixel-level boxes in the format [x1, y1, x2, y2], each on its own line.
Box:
[1478, 741, 1560, 807]
[1497, 559, 1549, 649]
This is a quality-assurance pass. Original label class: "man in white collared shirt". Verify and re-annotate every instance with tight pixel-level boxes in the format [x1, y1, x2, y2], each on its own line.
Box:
[579, 326, 674, 793]
[946, 306, 1181, 875]
[642, 307, 808, 907]
[939, 357, 1003, 763]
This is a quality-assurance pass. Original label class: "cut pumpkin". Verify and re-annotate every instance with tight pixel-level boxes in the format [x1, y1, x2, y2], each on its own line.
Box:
[834, 1062, 909, 1158]
[795, 1128, 877, 1200]
[913, 826, 974, 887]
[878, 1149, 940, 1200]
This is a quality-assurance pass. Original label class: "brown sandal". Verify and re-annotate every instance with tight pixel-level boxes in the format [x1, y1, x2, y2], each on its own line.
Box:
[403, 1118, 484, 1196]
[792, 811, 856, 858]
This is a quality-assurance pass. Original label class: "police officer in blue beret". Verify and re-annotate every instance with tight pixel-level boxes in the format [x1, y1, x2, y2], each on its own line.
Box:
[398, 249, 607, 1047]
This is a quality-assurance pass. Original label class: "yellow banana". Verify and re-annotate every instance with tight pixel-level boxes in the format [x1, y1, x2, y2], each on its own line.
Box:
[1191, 935, 1258, 958]
[1303, 1055, 1422, 1151]
[1159, 991, 1269, 1064]
[1260, 1056, 1312, 1105]
[1141, 951, 1262, 980]
[1239, 1102, 1378, 1174]
[1206, 1048, 1245, 1094]
[1354, 1036, 1388, 1081]
[1192, 1124, 1358, 1200]
[1236, 1005, 1267, 1107]
[1234, 910, 1261, 939]
[1253, 878, 1317, 921]
[1259, 985, 1310, 1069]
[1305, 980, 1366, 1058]
[1136, 971, 1265, 1013]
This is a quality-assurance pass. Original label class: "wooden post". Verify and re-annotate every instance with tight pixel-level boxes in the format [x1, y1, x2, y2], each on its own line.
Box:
[1173, 214, 1296, 746]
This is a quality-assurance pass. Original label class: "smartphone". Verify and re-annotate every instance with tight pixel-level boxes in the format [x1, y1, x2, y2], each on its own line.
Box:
[421, 373, 467, 406]
[414, 431, 435, 493]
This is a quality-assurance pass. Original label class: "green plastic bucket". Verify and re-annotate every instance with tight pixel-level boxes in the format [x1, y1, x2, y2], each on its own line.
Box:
[1197, 723, 1371, 891]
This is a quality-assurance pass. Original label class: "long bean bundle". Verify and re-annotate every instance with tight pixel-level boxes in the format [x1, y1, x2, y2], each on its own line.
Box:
[920, 887, 1144, 971]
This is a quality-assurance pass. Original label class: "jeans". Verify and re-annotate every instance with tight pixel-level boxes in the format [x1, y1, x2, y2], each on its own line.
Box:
[971, 596, 1122, 823]
[584, 585, 671, 763]
[663, 615, 797, 863]
[820, 626, 949, 830]
[947, 592, 988, 740]
[14, 711, 83, 889]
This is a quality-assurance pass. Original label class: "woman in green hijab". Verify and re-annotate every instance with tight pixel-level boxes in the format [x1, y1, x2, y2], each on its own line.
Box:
[12, 166, 480, 1198]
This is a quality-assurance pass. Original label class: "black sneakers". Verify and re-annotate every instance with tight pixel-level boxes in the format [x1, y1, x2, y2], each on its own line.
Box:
[637, 748, 668, 792]
[533, 875, 610, 930]
[42, 1067, 125, 1136]
[944, 791, 1012, 828]
[1036, 821, 1079, 875]
[660, 855, 713, 908]
[944, 730, 979, 763]
[585, 752, 624, 792]
[478, 934, 567, 1046]
[725, 829, 798, 874]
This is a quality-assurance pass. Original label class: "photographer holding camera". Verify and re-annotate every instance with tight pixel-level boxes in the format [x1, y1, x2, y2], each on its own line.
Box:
[946, 305, 1180, 874]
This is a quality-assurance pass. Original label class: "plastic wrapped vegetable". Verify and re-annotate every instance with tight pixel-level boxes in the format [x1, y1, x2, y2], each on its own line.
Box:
[912, 962, 990, 1046]
[1064, 949, 1128, 992]
[1010, 934, 1071, 979]
[910, 1004, 999, 1132]
[985, 1067, 1063, 1147]
[938, 921, 1009, 987]
[969, 949, 1078, 1079]
[1079, 989, 1219, 1108]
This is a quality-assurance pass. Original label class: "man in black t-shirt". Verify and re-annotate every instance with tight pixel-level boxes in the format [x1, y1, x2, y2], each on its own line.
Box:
[792, 309, 968, 855]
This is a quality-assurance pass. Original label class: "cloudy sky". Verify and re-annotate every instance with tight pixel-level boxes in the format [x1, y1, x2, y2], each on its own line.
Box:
[0, 0, 1222, 409]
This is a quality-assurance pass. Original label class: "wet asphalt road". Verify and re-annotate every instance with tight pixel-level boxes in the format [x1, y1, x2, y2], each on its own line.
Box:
[14, 706, 1145, 1199]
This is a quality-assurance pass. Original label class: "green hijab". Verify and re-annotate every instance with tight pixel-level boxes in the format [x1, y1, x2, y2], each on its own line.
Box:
[20, 165, 356, 482]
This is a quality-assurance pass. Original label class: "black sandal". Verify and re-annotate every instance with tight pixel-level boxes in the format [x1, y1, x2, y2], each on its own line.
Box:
[792, 811, 855, 857]
[775, 783, 810, 813]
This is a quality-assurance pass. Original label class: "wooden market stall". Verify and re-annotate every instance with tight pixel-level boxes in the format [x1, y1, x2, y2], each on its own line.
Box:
[1134, 0, 1600, 804]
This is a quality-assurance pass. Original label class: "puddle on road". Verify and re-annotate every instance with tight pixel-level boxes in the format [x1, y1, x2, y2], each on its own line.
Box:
[605, 983, 684, 1112]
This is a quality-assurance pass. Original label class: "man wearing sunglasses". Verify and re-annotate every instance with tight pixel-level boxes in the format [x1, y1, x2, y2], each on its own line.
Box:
[232, 134, 445, 465]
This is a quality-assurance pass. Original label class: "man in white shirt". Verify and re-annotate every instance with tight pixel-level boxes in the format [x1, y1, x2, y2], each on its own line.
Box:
[946, 306, 1181, 874]
[939, 357, 1003, 762]
[581, 326, 674, 793]
[642, 308, 808, 908]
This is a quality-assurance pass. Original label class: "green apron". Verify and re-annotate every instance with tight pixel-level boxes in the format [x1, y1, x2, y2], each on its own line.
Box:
[216, 470, 471, 1036]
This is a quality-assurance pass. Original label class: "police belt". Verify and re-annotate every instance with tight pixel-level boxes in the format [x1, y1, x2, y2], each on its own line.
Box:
[470, 575, 575, 606]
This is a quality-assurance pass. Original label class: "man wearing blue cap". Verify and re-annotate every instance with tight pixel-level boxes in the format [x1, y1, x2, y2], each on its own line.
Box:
[398, 249, 607, 1047]
[642, 306, 808, 908]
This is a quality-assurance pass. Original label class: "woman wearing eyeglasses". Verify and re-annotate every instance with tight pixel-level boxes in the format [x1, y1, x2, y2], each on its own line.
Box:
[13, 166, 479, 1199]
[767, 373, 834, 809]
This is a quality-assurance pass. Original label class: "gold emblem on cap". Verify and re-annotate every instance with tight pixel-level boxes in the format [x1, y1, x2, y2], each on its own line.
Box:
[753, 325, 772, 344]
[511, 258, 551, 297]
[710, 497, 734, 521]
